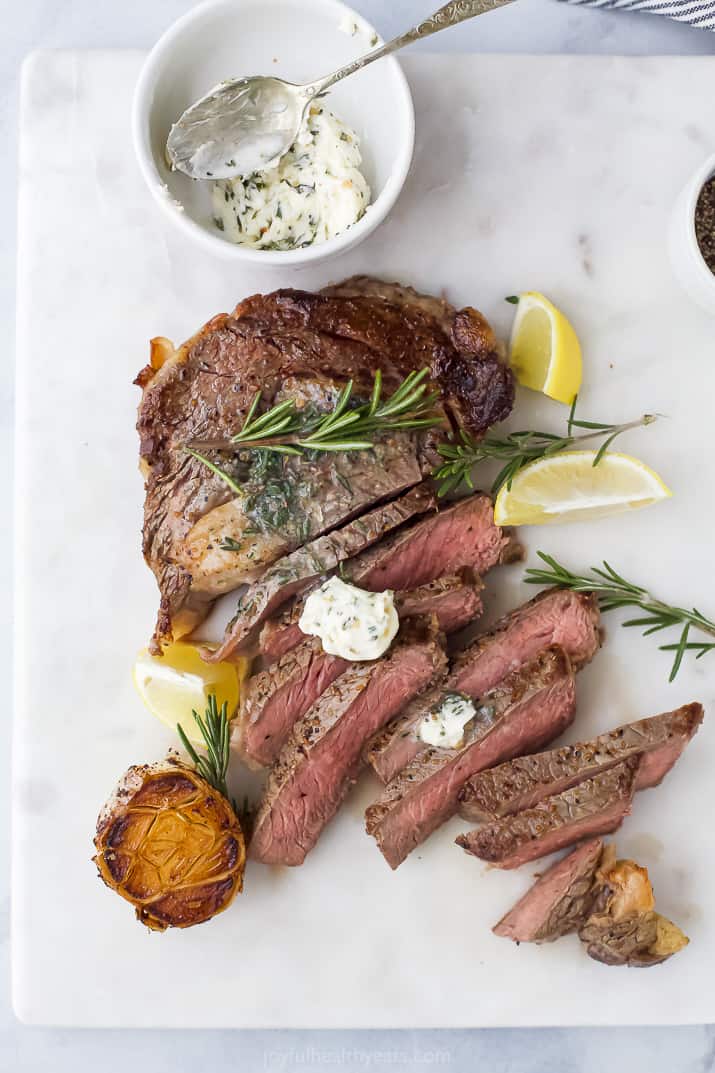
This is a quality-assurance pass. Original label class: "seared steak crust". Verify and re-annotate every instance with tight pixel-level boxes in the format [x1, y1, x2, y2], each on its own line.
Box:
[137, 279, 513, 648]
[457, 759, 639, 869]
[459, 702, 703, 821]
[365, 647, 576, 869]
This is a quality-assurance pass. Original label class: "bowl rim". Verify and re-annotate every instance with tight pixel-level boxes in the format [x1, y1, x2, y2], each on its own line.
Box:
[682, 149, 715, 293]
[131, 0, 415, 265]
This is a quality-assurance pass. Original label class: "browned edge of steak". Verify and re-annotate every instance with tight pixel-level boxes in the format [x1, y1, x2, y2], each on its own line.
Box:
[206, 484, 435, 662]
[365, 588, 600, 786]
[250, 630, 447, 866]
[457, 758, 639, 870]
[493, 838, 604, 943]
[365, 646, 576, 870]
[459, 702, 703, 822]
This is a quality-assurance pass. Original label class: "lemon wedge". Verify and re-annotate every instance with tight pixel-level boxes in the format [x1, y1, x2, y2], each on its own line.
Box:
[493, 451, 672, 526]
[509, 292, 582, 405]
[133, 641, 249, 746]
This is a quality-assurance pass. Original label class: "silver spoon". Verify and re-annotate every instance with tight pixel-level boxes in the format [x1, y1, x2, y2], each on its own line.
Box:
[166, 0, 514, 181]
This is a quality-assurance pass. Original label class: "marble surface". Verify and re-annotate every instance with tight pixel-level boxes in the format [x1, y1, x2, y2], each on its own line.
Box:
[5, 1, 715, 1069]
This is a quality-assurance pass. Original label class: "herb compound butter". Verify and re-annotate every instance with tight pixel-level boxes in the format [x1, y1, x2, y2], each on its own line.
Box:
[298, 576, 398, 661]
[211, 106, 370, 250]
[418, 693, 477, 750]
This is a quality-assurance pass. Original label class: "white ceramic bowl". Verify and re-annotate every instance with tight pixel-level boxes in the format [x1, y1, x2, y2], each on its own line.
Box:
[132, 0, 414, 266]
[669, 149, 715, 316]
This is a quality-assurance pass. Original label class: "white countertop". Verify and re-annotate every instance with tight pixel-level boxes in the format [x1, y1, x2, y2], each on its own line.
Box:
[3, 0, 715, 1068]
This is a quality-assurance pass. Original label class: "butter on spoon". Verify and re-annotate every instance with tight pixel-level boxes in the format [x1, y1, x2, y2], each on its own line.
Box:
[166, 0, 514, 181]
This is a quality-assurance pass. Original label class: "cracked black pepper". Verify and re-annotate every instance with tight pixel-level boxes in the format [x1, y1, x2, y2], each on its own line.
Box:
[695, 175, 715, 276]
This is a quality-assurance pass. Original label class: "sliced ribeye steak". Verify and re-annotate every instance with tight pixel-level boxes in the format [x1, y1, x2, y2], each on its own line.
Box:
[365, 646, 576, 870]
[136, 278, 514, 648]
[259, 493, 519, 662]
[241, 577, 479, 770]
[206, 483, 435, 661]
[457, 759, 639, 869]
[249, 628, 446, 866]
[366, 588, 600, 784]
[459, 702, 703, 821]
[493, 838, 604, 943]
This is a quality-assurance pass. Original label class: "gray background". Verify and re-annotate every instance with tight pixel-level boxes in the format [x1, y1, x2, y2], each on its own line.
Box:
[3, 1, 715, 1069]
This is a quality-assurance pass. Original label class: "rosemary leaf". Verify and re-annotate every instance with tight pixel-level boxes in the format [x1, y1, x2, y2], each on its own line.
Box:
[188, 369, 443, 468]
[177, 694, 233, 801]
[524, 551, 715, 682]
[434, 399, 658, 498]
[185, 447, 242, 496]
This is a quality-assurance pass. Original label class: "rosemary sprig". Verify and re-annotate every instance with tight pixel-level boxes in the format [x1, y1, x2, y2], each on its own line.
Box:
[187, 369, 443, 466]
[434, 396, 658, 498]
[524, 551, 715, 682]
[232, 368, 442, 452]
[177, 694, 232, 800]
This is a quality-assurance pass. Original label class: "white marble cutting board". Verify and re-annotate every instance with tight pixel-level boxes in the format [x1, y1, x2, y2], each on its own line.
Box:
[13, 49, 715, 1028]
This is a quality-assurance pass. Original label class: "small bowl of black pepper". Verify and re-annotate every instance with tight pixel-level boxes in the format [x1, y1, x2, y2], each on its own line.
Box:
[670, 151, 715, 315]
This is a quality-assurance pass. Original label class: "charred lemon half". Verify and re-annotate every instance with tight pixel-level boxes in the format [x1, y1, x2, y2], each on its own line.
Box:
[93, 760, 245, 931]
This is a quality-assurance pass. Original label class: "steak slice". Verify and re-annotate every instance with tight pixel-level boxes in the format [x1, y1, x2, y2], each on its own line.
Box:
[493, 838, 604, 943]
[456, 759, 639, 869]
[366, 589, 600, 784]
[394, 575, 483, 634]
[459, 702, 703, 821]
[365, 647, 576, 870]
[451, 588, 601, 696]
[207, 484, 435, 661]
[241, 580, 476, 769]
[250, 631, 446, 866]
[236, 639, 349, 769]
[137, 279, 514, 648]
[259, 494, 519, 662]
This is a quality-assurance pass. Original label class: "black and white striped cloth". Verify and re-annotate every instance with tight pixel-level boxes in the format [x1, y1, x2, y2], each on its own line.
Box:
[566, 0, 715, 29]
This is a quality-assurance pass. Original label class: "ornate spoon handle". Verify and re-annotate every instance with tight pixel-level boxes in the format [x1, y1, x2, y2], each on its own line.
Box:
[309, 0, 514, 96]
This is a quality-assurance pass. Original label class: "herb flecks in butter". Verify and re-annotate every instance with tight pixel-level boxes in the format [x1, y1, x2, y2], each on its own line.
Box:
[298, 576, 398, 661]
[211, 107, 370, 251]
[418, 693, 477, 750]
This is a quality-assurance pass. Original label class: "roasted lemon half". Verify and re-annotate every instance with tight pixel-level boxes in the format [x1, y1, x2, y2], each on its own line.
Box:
[93, 759, 245, 931]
